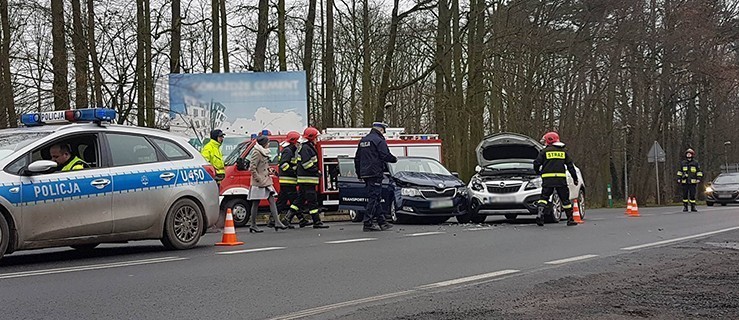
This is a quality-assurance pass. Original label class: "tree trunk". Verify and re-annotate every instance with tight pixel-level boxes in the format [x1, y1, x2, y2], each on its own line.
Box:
[254, 0, 269, 72]
[323, 0, 335, 127]
[464, 0, 485, 178]
[136, 0, 145, 126]
[220, 0, 229, 72]
[434, 0, 450, 166]
[360, 0, 372, 126]
[304, 0, 317, 124]
[144, 0, 154, 127]
[71, 0, 88, 109]
[0, 0, 13, 127]
[375, 0, 401, 122]
[171, 0, 181, 73]
[51, 0, 69, 111]
[88, 0, 104, 107]
[278, 0, 286, 71]
[211, 0, 220, 73]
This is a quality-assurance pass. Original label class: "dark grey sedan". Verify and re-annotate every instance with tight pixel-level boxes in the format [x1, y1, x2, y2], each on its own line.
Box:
[706, 173, 739, 206]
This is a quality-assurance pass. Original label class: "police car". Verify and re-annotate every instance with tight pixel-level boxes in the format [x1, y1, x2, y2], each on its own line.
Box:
[0, 108, 219, 261]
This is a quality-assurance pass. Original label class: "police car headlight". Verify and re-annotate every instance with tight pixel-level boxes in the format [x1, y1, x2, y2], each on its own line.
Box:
[525, 178, 543, 190]
[401, 188, 422, 197]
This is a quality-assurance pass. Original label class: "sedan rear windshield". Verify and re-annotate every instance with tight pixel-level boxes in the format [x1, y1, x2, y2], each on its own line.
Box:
[0, 132, 51, 160]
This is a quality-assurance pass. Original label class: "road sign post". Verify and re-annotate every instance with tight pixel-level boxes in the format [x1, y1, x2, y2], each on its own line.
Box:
[607, 184, 613, 208]
[647, 141, 666, 205]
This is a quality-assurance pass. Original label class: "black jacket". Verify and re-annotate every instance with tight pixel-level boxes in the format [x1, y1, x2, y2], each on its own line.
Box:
[297, 141, 320, 184]
[533, 143, 578, 187]
[278, 144, 299, 184]
[354, 129, 397, 179]
[677, 159, 703, 185]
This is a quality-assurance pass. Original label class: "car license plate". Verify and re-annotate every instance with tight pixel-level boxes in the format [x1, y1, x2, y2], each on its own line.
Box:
[718, 194, 733, 199]
[491, 196, 516, 203]
[430, 200, 454, 209]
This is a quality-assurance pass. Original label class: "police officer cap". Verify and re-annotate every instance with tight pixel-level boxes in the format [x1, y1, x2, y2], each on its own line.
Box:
[372, 122, 388, 129]
[256, 135, 269, 146]
[210, 129, 225, 140]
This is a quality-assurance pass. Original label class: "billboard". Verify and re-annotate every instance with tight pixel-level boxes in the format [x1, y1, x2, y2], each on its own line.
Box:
[168, 72, 308, 141]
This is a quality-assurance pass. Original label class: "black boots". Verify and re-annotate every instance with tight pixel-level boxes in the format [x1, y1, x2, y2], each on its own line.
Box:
[691, 203, 698, 212]
[363, 224, 381, 232]
[565, 210, 577, 226]
[536, 206, 545, 226]
[312, 213, 329, 229]
[683, 203, 689, 212]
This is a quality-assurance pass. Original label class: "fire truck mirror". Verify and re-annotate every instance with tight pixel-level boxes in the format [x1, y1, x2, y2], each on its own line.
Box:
[236, 157, 248, 171]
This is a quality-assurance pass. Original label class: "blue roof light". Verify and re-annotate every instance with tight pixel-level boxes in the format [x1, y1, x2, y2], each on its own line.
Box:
[21, 113, 42, 126]
[20, 108, 117, 127]
[251, 134, 258, 139]
[261, 129, 270, 136]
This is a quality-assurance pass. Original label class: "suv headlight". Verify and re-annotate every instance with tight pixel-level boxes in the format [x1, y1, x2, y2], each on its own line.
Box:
[470, 179, 484, 192]
[525, 178, 543, 190]
[401, 188, 422, 197]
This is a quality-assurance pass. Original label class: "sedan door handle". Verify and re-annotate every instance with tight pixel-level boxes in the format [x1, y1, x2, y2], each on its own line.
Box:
[91, 179, 111, 189]
[159, 172, 176, 181]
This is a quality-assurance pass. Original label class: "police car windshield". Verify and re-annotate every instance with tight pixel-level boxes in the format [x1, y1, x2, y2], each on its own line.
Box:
[0, 132, 51, 160]
[389, 158, 451, 176]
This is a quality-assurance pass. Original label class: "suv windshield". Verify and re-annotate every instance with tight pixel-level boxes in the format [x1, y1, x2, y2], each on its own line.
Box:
[389, 158, 451, 176]
[715, 175, 739, 184]
[0, 132, 51, 160]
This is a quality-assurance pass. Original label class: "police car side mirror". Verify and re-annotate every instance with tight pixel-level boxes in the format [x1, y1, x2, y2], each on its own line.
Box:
[25, 160, 58, 175]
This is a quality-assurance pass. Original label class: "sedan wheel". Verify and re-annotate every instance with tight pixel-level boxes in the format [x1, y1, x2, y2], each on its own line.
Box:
[349, 210, 364, 222]
[390, 201, 411, 224]
[577, 189, 586, 220]
[162, 198, 204, 250]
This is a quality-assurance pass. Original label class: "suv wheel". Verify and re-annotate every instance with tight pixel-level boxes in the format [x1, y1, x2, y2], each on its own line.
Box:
[224, 198, 250, 227]
[546, 194, 562, 223]
[162, 198, 204, 250]
[0, 217, 9, 261]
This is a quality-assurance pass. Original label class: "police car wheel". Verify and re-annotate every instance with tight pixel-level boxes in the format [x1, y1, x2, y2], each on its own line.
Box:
[224, 198, 249, 227]
[0, 217, 9, 261]
[162, 199, 204, 250]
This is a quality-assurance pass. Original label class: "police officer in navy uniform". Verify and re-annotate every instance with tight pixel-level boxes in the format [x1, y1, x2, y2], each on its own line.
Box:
[533, 132, 579, 226]
[677, 148, 703, 212]
[277, 131, 311, 228]
[355, 122, 397, 232]
[50, 143, 89, 172]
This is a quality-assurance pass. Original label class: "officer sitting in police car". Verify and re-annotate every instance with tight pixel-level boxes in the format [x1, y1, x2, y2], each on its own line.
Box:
[50, 143, 89, 172]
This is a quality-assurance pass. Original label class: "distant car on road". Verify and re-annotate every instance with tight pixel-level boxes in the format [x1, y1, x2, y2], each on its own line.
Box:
[338, 157, 468, 224]
[705, 173, 739, 206]
[0, 109, 219, 261]
[462, 133, 585, 223]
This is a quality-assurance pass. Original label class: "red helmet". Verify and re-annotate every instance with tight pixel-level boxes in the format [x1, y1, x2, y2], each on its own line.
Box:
[686, 148, 696, 157]
[286, 131, 301, 144]
[542, 132, 560, 146]
[303, 127, 320, 141]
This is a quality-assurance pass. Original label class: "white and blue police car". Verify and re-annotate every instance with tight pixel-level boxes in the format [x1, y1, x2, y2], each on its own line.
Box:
[0, 108, 219, 261]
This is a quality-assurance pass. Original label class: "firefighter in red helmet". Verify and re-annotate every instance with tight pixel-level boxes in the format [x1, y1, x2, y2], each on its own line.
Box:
[296, 127, 329, 228]
[677, 148, 703, 212]
[533, 132, 579, 226]
[275, 131, 311, 228]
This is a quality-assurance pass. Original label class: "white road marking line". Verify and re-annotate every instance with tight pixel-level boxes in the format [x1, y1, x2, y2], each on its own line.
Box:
[621, 226, 739, 251]
[325, 238, 377, 244]
[465, 227, 492, 231]
[406, 231, 446, 237]
[415, 269, 520, 290]
[0, 256, 186, 280]
[545, 254, 599, 265]
[217, 247, 286, 255]
[270, 269, 520, 320]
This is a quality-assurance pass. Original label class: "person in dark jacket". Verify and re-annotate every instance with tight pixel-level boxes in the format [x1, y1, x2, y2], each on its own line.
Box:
[277, 131, 311, 228]
[296, 127, 329, 229]
[677, 148, 703, 212]
[533, 132, 579, 227]
[354, 122, 398, 232]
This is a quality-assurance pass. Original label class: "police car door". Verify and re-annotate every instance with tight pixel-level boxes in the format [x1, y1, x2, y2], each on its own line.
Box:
[105, 133, 181, 234]
[337, 157, 367, 211]
[20, 133, 114, 240]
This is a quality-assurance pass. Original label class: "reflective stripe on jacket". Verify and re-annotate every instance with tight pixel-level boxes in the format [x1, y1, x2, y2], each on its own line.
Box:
[201, 140, 225, 175]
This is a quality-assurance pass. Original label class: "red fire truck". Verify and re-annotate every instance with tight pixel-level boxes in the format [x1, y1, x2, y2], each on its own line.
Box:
[218, 128, 443, 226]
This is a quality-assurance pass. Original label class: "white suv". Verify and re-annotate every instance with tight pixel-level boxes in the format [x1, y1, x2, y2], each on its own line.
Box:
[459, 133, 585, 223]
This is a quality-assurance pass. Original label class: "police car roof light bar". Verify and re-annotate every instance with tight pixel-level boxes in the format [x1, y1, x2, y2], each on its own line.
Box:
[20, 108, 117, 127]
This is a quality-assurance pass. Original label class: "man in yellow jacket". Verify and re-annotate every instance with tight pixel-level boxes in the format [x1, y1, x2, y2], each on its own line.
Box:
[202, 129, 226, 182]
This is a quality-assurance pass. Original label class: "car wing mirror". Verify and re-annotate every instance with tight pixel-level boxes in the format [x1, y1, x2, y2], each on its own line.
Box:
[24, 160, 58, 176]
[451, 172, 460, 178]
[236, 158, 248, 171]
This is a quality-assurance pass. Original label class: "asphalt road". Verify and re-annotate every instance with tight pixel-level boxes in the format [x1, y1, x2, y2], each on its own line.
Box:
[1, 205, 738, 319]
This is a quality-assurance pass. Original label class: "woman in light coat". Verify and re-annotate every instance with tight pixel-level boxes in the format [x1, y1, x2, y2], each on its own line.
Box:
[248, 135, 289, 232]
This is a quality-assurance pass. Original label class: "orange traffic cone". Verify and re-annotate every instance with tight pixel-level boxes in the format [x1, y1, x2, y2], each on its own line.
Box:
[625, 197, 633, 216]
[216, 208, 244, 246]
[629, 198, 640, 217]
[572, 199, 583, 224]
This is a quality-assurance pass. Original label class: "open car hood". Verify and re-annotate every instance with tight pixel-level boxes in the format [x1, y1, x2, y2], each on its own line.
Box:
[475, 133, 542, 168]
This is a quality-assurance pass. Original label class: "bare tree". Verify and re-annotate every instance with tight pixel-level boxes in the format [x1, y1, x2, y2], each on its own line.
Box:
[212, 0, 220, 72]
[0, 0, 13, 127]
[88, 0, 104, 107]
[171, 0, 181, 73]
[51, 0, 69, 111]
[253, 0, 269, 71]
[71, 0, 89, 109]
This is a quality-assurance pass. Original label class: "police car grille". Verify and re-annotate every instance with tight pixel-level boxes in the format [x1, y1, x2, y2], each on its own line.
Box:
[487, 186, 520, 194]
[421, 188, 456, 198]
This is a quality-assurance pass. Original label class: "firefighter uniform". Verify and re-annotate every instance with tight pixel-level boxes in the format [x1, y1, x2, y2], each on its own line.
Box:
[277, 143, 310, 227]
[297, 140, 329, 228]
[677, 151, 703, 212]
[533, 141, 579, 226]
